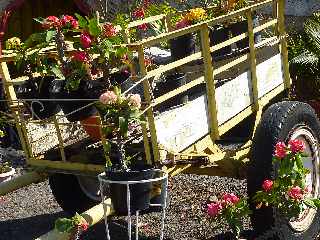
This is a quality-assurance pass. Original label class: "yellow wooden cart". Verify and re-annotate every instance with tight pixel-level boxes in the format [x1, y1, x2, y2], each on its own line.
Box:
[1, 0, 320, 239]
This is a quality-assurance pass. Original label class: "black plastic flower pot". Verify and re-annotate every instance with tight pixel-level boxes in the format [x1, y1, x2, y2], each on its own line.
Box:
[229, 16, 261, 51]
[154, 73, 187, 112]
[15, 76, 61, 120]
[106, 166, 156, 215]
[209, 26, 232, 61]
[170, 33, 196, 61]
[49, 80, 97, 122]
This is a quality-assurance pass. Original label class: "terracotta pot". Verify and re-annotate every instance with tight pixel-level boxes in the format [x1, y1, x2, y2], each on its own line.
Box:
[80, 115, 101, 141]
[0, 167, 15, 183]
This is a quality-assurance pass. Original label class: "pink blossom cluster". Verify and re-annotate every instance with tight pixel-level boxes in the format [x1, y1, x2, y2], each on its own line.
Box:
[207, 193, 240, 218]
[132, 7, 149, 31]
[274, 139, 305, 159]
[99, 91, 118, 105]
[42, 15, 78, 30]
[72, 51, 89, 63]
[80, 32, 92, 49]
[175, 18, 191, 29]
[128, 94, 142, 109]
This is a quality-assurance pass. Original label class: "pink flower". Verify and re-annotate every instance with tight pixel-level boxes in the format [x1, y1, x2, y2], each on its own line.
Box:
[175, 18, 191, 29]
[99, 91, 118, 105]
[132, 8, 145, 19]
[128, 94, 141, 109]
[80, 222, 89, 231]
[207, 202, 223, 217]
[274, 141, 287, 159]
[221, 193, 239, 206]
[80, 32, 92, 49]
[138, 23, 148, 31]
[304, 185, 312, 194]
[103, 23, 119, 37]
[61, 15, 74, 25]
[288, 186, 304, 201]
[71, 20, 79, 29]
[72, 51, 88, 62]
[262, 180, 273, 192]
[143, 0, 151, 7]
[42, 16, 61, 29]
[288, 139, 305, 153]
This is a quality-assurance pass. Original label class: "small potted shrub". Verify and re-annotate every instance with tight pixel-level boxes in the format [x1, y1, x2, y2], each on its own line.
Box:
[0, 161, 15, 183]
[5, 37, 61, 120]
[96, 87, 155, 214]
[170, 8, 208, 60]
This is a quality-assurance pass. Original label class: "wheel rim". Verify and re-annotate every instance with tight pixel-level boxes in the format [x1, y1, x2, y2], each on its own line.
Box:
[77, 176, 104, 201]
[288, 126, 320, 232]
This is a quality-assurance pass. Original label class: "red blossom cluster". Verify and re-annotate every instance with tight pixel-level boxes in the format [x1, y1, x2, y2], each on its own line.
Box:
[103, 22, 119, 38]
[42, 15, 78, 30]
[72, 51, 89, 63]
[274, 139, 305, 159]
[80, 31, 92, 48]
[207, 193, 240, 217]
[132, 6, 149, 31]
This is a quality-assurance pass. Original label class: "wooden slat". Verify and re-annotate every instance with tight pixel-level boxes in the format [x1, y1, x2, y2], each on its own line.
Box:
[128, 14, 166, 29]
[146, 51, 202, 80]
[253, 19, 278, 34]
[210, 32, 247, 52]
[154, 76, 205, 106]
[213, 54, 249, 75]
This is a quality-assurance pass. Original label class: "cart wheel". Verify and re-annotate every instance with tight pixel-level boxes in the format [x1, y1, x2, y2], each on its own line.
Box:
[248, 101, 320, 239]
[49, 173, 103, 214]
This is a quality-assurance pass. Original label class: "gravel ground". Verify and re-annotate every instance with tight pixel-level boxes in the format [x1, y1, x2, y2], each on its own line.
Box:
[0, 147, 251, 240]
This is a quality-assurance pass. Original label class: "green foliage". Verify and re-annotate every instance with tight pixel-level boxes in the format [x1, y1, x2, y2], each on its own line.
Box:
[55, 213, 86, 233]
[0, 162, 11, 174]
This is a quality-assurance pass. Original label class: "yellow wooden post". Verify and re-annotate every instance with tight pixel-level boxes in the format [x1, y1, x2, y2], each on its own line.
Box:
[200, 24, 220, 140]
[0, 62, 31, 159]
[278, 0, 291, 89]
[52, 116, 66, 162]
[137, 45, 160, 163]
[246, 10, 259, 111]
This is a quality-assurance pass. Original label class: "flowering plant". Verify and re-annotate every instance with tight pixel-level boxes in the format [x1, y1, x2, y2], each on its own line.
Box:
[96, 87, 144, 170]
[175, 8, 207, 29]
[55, 213, 89, 239]
[207, 193, 251, 238]
[253, 140, 320, 219]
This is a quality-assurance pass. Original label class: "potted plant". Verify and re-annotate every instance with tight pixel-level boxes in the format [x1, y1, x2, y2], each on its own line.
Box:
[0, 161, 15, 183]
[170, 8, 207, 60]
[5, 37, 61, 120]
[96, 87, 155, 214]
[55, 213, 89, 239]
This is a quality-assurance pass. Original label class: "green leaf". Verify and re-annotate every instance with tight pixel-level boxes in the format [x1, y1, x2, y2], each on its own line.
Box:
[119, 116, 128, 137]
[51, 66, 64, 79]
[33, 17, 44, 24]
[46, 30, 56, 43]
[75, 13, 88, 28]
[304, 199, 317, 209]
[54, 218, 74, 233]
[88, 17, 101, 37]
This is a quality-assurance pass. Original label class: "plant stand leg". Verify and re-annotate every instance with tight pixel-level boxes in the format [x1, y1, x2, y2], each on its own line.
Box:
[127, 184, 132, 240]
[135, 211, 139, 240]
[100, 182, 111, 240]
[160, 178, 169, 240]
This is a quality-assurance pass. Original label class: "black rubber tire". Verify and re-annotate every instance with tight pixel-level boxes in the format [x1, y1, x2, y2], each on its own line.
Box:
[49, 173, 99, 215]
[247, 101, 320, 239]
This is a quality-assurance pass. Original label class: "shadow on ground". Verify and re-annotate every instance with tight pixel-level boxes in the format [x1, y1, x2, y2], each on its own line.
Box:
[0, 212, 174, 240]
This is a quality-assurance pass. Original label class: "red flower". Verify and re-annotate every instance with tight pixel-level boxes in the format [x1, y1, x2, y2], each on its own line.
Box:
[42, 16, 61, 29]
[80, 32, 92, 49]
[61, 15, 74, 25]
[221, 193, 239, 206]
[288, 186, 304, 201]
[71, 20, 79, 29]
[144, 57, 152, 67]
[274, 141, 287, 159]
[138, 23, 148, 31]
[288, 139, 305, 153]
[207, 202, 223, 217]
[80, 222, 89, 231]
[262, 180, 273, 192]
[175, 18, 191, 29]
[103, 22, 119, 37]
[72, 51, 88, 62]
[133, 8, 145, 19]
